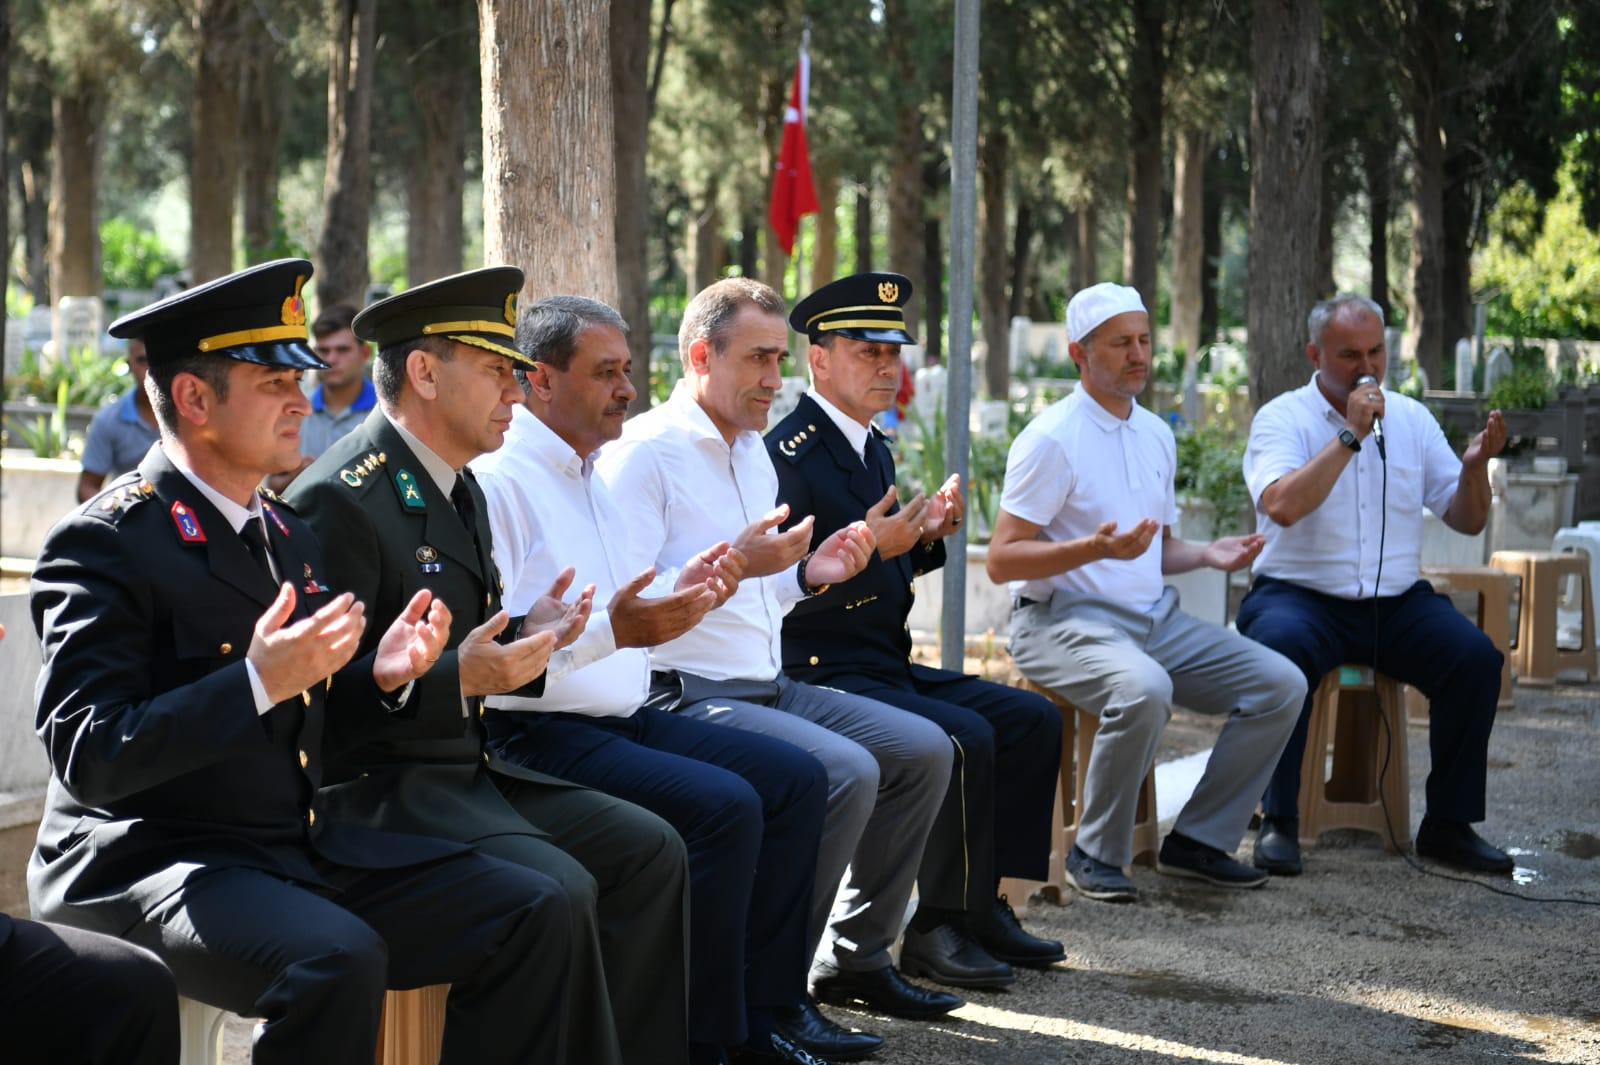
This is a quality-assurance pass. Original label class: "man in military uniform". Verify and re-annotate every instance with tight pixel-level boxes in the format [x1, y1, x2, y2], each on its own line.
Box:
[285, 269, 690, 1065]
[29, 259, 572, 1064]
[768, 272, 1067, 989]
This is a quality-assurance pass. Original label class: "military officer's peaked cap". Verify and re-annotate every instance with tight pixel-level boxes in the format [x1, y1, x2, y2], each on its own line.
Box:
[352, 266, 532, 368]
[790, 271, 916, 345]
[108, 258, 325, 370]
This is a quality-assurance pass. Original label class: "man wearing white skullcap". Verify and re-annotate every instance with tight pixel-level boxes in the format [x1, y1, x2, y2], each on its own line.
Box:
[985, 282, 1305, 902]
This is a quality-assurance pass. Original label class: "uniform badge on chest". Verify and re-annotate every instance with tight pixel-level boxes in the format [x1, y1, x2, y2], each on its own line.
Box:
[417, 545, 443, 574]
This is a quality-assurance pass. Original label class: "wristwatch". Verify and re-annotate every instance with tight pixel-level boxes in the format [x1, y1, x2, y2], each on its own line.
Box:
[797, 553, 831, 597]
[1337, 427, 1361, 453]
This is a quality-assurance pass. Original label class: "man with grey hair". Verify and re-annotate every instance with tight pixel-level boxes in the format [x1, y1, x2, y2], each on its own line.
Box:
[473, 293, 844, 1065]
[600, 277, 967, 1042]
[988, 281, 1305, 903]
[1237, 293, 1512, 876]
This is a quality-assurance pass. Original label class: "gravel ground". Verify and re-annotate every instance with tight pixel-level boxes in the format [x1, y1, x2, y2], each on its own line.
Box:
[219, 678, 1600, 1064]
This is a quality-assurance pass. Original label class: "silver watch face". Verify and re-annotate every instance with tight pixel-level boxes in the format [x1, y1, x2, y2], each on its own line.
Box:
[1339, 428, 1359, 450]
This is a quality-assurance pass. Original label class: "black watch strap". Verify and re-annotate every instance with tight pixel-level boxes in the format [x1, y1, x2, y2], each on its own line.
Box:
[1338, 427, 1361, 452]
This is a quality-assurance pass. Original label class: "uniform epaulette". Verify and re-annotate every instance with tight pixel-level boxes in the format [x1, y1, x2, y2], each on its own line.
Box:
[257, 485, 287, 505]
[336, 450, 388, 490]
[773, 421, 822, 462]
[93, 476, 156, 522]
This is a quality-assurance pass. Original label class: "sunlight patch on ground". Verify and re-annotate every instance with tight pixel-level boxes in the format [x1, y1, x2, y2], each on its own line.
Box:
[951, 1001, 1296, 1064]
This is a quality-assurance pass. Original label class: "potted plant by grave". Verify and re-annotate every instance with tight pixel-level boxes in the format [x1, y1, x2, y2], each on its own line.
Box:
[1173, 423, 1251, 539]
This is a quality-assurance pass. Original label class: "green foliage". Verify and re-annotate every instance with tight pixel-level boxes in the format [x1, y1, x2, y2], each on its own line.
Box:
[16, 381, 83, 459]
[1173, 424, 1249, 538]
[1482, 364, 1557, 411]
[100, 218, 181, 291]
[896, 405, 1014, 542]
[1478, 157, 1600, 340]
[6, 347, 130, 408]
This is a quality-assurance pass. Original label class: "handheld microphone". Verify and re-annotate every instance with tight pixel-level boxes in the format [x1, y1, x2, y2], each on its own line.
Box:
[1353, 373, 1386, 459]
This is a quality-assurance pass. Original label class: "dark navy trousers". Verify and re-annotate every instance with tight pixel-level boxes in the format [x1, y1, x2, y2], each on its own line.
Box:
[484, 706, 826, 1049]
[1236, 576, 1502, 825]
[809, 664, 1062, 914]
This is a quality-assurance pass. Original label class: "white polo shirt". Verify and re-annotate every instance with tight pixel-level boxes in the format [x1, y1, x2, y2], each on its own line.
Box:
[999, 388, 1177, 612]
[597, 384, 806, 683]
[472, 404, 646, 718]
[1245, 373, 1462, 599]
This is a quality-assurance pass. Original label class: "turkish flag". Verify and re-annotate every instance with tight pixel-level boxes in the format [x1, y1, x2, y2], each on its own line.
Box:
[768, 49, 819, 258]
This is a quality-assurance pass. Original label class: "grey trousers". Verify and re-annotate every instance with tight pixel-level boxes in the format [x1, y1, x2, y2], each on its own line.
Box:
[668, 671, 952, 973]
[1009, 587, 1305, 867]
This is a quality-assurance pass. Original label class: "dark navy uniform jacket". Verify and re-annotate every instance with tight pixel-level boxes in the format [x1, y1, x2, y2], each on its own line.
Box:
[768, 394, 961, 689]
[28, 446, 459, 938]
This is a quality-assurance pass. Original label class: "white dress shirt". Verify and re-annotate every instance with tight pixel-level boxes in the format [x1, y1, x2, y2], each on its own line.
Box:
[472, 404, 645, 718]
[598, 384, 806, 683]
[999, 388, 1178, 613]
[1245, 373, 1462, 599]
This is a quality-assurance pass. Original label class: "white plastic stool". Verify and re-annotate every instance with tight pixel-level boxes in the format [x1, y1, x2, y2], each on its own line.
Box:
[178, 996, 228, 1065]
[1552, 523, 1600, 645]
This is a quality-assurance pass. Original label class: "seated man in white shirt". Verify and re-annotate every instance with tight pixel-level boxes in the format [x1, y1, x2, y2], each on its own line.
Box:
[988, 282, 1306, 902]
[1237, 293, 1511, 877]
[600, 278, 983, 1029]
[473, 295, 858, 1065]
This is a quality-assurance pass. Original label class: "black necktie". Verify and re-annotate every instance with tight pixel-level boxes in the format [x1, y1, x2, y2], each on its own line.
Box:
[451, 477, 478, 544]
[240, 518, 276, 581]
[865, 433, 893, 498]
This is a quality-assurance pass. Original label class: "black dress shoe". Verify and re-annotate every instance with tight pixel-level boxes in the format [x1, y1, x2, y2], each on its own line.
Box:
[813, 963, 964, 1020]
[973, 896, 1066, 968]
[900, 922, 1016, 989]
[1415, 815, 1514, 875]
[1253, 816, 1303, 876]
[774, 998, 883, 1062]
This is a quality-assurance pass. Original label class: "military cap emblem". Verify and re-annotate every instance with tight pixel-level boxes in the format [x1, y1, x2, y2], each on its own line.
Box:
[281, 275, 308, 328]
[878, 280, 899, 303]
[504, 292, 518, 327]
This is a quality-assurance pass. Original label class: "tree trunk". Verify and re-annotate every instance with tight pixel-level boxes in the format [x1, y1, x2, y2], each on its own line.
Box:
[685, 175, 722, 299]
[481, 0, 618, 305]
[1406, 92, 1444, 388]
[1171, 127, 1206, 369]
[979, 132, 1009, 400]
[240, 35, 282, 263]
[17, 118, 49, 305]
[920, 152, 943, 363]
[810, 161, 838, 293]
[1439, 119, 1474, 373]
[736, 205, 758, 281]
[49, 91, 101, 302]
[853, 174, 873, 274]
[1123, 0, 1165, 309]
[611, 0, 651, 409]
[1248, 0, 1323, 409]
[317, 0, 375, 309]
[1008, 197, 1034, 320]
[1073, 204, 1098, 293]
[1313, 167, 1337, 299]
[1361, 130, 1391, 321]
[1200, 165, 1222, 346]
[888, 115, 923, 336]
[406, 69, 468, 285]
[190, 0, 247, 284]
[1403, 4, 1445, 388]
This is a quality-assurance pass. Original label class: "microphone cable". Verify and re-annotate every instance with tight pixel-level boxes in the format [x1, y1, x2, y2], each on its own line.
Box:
[1363, 400, 1600, 907]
